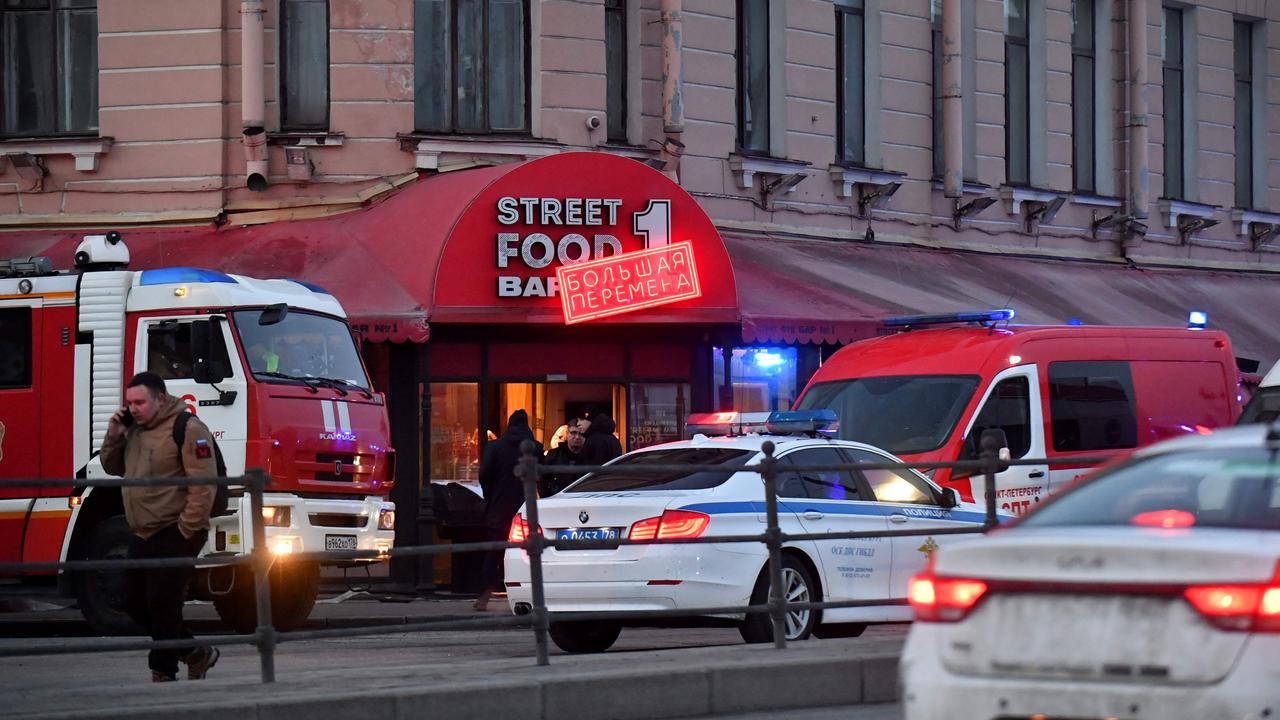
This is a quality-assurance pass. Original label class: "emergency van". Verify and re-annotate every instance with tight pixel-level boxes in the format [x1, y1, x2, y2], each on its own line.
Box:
[795, 310, 1241, 516]
[0, 234, 395, 634]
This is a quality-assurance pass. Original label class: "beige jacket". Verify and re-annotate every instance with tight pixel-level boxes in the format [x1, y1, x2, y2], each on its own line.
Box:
[100, 396, 218, 539]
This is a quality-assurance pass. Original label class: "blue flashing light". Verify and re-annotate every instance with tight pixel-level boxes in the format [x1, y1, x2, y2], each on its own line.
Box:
[1066, 318, 1083, 326]
[139, 267, 236, 286]
[285, 278, 331, 294]
[687, 409, 839, 438]
[882, 309, 1015, 329]
[764, 409, 839, 437]
[752, 350, 785, 369]
[1188, 310, 1208, 330]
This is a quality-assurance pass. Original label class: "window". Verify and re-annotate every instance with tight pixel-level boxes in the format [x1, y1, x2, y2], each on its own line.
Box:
[1162, 7, 1184, 199]
[1071, 0, 1096, 192]
[836, 0, 865, 165]
[847, 449, 937, 505]
[1, 0, 97, 137]
[430, 382, 481, 483]
[605, 0, 627, 142]
[796, 375, 980, 456]
[1048, 361, 1137, 452]
[931, 0, 943, 176]
[413, 0, 528, 133]
[280, 0, 329, 131]
[0, 307, 32, 388]
[233, 310, 370, 389]
[566, 447, 755, 492]
[147, 321, 232, 382]
[736, 0, 769, 153]
[778, 447, 863, 502]
[967, 376, 1032, 459]
[1234, 20, 1254, 209]
[1005, 0, 1030, 186]
[713, 346, 798, 413]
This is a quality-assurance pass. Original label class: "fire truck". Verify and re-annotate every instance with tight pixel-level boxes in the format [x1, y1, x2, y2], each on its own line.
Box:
[0, 233, 395, 634]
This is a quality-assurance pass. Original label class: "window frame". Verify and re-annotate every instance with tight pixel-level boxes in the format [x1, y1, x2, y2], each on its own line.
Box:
[412, 0, 532, 135]
[966, 375, 1033, 460]
[0, 0, 98, 139]
[0, 306, 33, 389]
[1071, 0, 1097, 193]
[1162, 6, 1185, 200]
[735, 0, 770, 155]
[279, 0, 331, 132]
[777, 446, 865, 502]
[604, 0, 627, 143]
[835, 0, 865, 166]
[1004, 0, 1031, 187]
[1233, 19, 1253, 210]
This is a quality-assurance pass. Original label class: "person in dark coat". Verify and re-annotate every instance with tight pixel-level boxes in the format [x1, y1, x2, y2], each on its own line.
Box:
[540, 417, 587, 497]
[579, 413, 623, 468]
[475, 409, 542, 610]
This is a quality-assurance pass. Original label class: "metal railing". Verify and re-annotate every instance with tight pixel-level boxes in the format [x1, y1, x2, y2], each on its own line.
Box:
[0, 435, 1105, 681]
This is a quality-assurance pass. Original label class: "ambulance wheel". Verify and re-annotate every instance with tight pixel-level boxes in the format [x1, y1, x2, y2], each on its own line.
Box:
[75, 516, 144, 636]
[739, 555, 817, 644]
[548, 619, 622, 653]
[212, 560, 321, 633]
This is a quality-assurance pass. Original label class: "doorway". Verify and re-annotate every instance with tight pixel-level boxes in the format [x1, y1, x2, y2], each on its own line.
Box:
[487, 382, 623, 451]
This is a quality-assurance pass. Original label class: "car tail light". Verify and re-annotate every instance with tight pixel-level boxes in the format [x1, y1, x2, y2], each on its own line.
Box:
[908, 573, 989, 622]
[628, 510, 711, 541]
[1184, 563, 1280, 632]
[508, 516, 542, 543]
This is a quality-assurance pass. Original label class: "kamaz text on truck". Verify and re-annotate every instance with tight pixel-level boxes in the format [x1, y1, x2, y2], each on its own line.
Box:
[795, 310, 1242, 516]
[0, 233, 395, 634]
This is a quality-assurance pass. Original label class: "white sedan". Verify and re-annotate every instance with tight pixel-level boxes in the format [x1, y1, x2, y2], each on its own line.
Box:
[504, 414, 999, 653]
[900, 424, 1280, 720]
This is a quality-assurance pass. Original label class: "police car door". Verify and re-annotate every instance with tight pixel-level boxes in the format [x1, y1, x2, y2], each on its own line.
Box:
[776, 447, 892, 603]
[957, 366, 1045, 515]
[847, 447, 975, 599]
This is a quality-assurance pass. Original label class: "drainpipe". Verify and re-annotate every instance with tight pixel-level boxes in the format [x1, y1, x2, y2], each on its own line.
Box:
[660, 0, 684, 180]
[941, 0, 963, 199]
[1127, 0, 1148, 218]
[241, 0, 268, 192]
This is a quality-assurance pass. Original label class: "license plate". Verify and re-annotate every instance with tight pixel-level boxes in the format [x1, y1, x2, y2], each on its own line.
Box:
[325, 534, 357, 551]
[556, 527, 621, 542]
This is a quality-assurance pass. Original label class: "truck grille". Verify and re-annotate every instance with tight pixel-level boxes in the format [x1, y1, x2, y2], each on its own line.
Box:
[313, 453, 358, 482]
[309, 513, 366, 528]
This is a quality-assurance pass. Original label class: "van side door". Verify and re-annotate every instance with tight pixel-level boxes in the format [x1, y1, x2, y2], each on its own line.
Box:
[957, 366, 1046, 516]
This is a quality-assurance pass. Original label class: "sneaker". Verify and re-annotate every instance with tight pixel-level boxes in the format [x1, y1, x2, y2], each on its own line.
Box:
[151, 671, 176, 683]
[182, 646, 219, 680]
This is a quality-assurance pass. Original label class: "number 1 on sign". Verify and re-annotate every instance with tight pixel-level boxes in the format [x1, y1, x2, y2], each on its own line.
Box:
[633, 200, 671, 249]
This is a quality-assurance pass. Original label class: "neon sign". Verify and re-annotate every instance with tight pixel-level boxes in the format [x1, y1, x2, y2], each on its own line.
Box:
[556, 241, 701, 324]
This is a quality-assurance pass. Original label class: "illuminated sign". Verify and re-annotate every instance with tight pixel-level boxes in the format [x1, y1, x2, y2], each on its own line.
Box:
[557, 241, 701, 324]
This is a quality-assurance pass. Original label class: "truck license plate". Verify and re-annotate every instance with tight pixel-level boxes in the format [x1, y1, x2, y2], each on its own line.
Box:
[325, 534, 357, 551]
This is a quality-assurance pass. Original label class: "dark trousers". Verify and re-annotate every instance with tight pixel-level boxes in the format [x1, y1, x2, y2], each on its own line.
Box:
[125, 524, 205, 677]
[478, 521, 508, 593]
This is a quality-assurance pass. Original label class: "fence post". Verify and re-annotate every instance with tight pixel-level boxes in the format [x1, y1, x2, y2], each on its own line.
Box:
[759, 441, 786, 650]
[979, 433, 1000, 530]
[518, 440, 550, 667]
[246, 468, 276, 683]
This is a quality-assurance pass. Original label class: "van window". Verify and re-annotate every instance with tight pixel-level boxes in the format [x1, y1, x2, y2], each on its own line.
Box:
[0, 307, 32, 388]
[1048, 361, 1137, 451]
[796, 375, 980, 455]
[968, 376, 1032, 458]
[148, 320, 232, 381]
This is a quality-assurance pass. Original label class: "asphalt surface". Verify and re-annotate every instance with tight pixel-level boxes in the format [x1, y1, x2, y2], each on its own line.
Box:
[0, 593, 908, 719]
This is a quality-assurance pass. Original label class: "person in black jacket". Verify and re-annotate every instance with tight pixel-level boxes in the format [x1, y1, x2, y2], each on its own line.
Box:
[540, 417, 587, 497]
[579, 413, 623, 468]
[475, 409, 542, 611]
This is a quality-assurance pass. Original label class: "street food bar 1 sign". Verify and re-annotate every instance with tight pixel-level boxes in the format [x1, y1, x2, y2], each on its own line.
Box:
[556, 241, 701, 324]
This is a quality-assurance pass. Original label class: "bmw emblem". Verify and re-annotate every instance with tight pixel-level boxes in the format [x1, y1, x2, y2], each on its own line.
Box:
[579, 511, 590, 524]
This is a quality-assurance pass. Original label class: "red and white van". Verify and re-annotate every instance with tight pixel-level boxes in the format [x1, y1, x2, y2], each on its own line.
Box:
[795, 311, 1242, 516]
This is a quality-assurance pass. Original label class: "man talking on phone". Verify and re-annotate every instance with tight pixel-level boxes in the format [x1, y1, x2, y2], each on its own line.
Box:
[100, 372, 220, 682]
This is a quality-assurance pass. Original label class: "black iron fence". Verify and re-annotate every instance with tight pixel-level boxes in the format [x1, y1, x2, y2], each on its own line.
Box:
[0, 434, 1105, 681]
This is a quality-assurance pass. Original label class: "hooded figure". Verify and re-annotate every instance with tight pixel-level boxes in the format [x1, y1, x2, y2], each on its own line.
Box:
[474, 409, 542, 609]
[579, 413, 623, 467]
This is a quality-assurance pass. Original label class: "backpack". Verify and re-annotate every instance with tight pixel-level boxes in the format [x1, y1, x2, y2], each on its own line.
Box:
[172, 411, 230, 517]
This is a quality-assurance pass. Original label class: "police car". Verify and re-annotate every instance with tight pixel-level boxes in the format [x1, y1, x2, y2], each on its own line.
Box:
[900, 424, 1280, 720]
[503, 410, 1001, 653]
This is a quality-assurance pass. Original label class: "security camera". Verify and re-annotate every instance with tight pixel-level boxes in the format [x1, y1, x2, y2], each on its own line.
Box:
[585, 115, 602, 131]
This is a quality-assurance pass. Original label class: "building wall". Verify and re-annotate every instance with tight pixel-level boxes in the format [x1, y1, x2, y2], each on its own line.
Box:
[2, 0, 1278, 270]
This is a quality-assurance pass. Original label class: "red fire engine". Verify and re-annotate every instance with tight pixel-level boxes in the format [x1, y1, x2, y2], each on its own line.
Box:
[0, 233, 395, 633]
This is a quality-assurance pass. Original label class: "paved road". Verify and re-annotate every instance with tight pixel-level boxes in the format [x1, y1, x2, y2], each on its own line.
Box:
[711, 703, 899, 720]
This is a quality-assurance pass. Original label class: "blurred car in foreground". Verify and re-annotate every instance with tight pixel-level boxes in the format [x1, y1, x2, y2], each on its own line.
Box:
[900, 424, 1280, 720]
[504, 411, 1005, 653]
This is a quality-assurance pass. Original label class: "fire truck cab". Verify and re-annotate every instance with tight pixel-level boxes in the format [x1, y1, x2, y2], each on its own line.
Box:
[795, 310, 1241, 517]
[0, 233, 395, 634]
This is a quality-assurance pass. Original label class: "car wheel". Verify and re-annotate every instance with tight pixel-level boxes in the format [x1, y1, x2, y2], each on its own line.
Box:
[548, 619, 622, 653]
[739, 554, 817, 644]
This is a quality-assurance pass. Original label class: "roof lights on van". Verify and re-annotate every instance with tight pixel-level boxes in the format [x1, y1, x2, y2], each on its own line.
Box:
[881, 309, 1015, 329]
[687, 410, 839, 438]
[1188, 310, 1208, 330]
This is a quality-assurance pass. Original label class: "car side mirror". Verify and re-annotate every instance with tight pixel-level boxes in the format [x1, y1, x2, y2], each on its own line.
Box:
[940, 487, 959, 509]
[979, 428, 1012, 473]
[259, 303, 288, 326]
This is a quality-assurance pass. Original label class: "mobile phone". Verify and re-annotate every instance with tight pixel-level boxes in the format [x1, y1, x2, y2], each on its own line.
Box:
[119, 409, 134, 428]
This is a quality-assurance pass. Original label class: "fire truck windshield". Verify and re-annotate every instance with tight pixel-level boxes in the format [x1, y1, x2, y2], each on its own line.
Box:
[233, 310, 371, 391]
[795, 375, 980, 455]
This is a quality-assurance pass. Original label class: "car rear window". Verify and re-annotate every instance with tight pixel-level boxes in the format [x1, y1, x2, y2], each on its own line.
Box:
[565, 448, 756, 492]
[1020, 447, 1280, 530]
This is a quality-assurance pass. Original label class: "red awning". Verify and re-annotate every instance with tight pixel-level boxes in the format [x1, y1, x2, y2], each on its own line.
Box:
[726, 233, 1280, 369]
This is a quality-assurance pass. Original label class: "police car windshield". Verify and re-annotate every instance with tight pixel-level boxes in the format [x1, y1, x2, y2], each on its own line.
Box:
[566, 448, 756, 492]
[233, 310, 371, 390]
[1019, 447, 1280, 530]
[796, 375, 980, 455]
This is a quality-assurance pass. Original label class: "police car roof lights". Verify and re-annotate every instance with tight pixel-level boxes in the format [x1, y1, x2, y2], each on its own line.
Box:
[687, 409, 839, 438]
[881, 308, 1016, 329]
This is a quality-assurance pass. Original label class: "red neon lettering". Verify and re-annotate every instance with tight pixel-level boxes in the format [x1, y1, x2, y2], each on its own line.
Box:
[555, 241, 703, 324]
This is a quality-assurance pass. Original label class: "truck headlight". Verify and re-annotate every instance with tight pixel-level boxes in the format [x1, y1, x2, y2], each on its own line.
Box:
[262, 505, 292, 527]
[378, 508, 395, 530]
